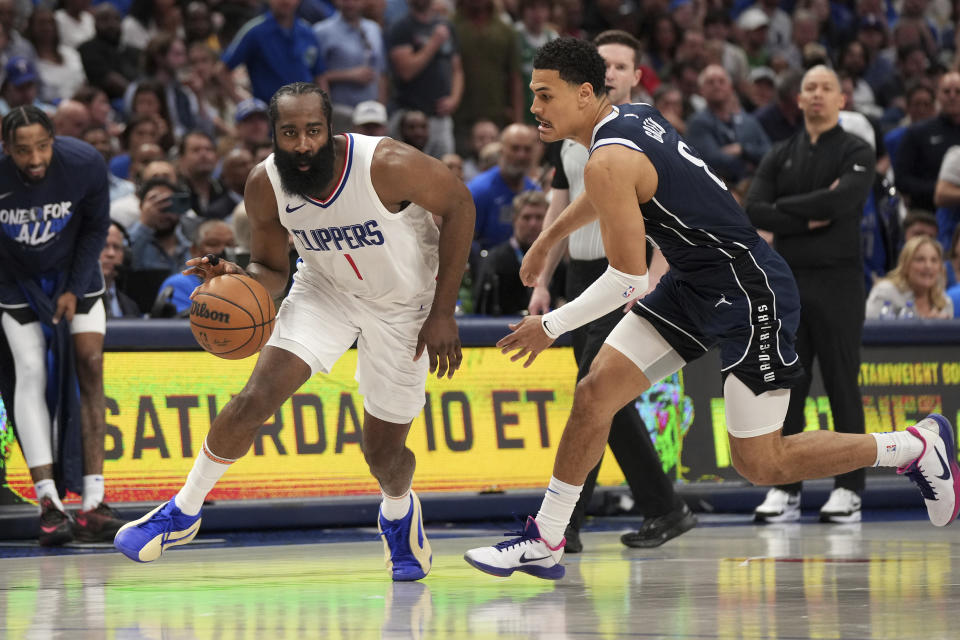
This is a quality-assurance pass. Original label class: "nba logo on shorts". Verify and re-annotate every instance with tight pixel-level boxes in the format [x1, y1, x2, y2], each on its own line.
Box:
[622, 286, 636, 299]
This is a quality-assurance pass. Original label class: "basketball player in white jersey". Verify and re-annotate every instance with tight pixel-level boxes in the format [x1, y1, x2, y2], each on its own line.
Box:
[115, 83, 476, 581]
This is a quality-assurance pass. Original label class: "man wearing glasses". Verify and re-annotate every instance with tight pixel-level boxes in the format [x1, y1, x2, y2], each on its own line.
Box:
[895, 71, 960, 211]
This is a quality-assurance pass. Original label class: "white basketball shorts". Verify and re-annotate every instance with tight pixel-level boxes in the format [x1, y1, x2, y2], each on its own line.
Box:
[265, 271, 434, 424]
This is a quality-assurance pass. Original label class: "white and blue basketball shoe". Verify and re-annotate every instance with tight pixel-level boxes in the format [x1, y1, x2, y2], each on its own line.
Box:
[113, 500, 202, 562]
[378, 491, 432, 581]
[463, 516, 565, 580]
[899, 414, 960, 527]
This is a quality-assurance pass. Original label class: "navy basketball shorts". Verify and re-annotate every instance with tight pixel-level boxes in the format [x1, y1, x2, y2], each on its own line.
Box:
[633, 242, 804, 396]
[0, 269, 106, 328]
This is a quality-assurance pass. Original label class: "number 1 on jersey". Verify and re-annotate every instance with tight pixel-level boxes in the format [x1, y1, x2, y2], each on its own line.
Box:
[344, 254, 363, 280]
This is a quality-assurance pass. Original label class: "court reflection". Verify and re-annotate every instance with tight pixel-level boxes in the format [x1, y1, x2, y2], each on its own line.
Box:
[0, 523, 957, 640]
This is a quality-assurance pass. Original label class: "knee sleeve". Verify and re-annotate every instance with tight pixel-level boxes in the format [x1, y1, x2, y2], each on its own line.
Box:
[1, 313, 53, 467]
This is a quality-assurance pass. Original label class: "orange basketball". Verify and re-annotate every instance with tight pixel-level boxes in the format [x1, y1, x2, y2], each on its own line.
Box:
[189, 274, 276, 360]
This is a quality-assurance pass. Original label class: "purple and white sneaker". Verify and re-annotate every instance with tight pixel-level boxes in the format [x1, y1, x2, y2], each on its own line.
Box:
[898, 414, 960, 527]
[464, 516, 565, 580]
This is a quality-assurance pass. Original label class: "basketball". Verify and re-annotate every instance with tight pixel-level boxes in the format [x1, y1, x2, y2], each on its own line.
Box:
[189, 274, 276, 360]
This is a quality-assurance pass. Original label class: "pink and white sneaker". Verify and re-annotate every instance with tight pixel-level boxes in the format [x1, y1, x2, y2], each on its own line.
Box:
[464, 517, 565, 580]
[898, 414, 960, 527]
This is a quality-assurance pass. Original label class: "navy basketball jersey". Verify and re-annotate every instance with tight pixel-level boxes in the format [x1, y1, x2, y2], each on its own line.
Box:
[590, 104, 760, 272]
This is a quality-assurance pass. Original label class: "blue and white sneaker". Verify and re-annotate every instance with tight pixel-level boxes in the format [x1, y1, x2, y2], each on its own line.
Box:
[378, 491, 432, 581]
[113, 500, 202, 562]
[898, 414, 960, 527]
[463, 516, 565, 580]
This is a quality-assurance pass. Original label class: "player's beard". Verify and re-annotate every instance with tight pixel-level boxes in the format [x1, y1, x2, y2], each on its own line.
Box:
[273, 135, 336, 200]
[18, 161, 49, 184]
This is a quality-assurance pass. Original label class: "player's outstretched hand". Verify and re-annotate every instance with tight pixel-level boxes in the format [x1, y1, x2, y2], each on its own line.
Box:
[415, 312, 462, 379]
[518, 240, 547, 287]
[496, 315, 555, 368]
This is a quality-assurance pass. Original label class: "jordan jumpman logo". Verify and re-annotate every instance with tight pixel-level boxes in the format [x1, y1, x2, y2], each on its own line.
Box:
[715, 294, 732, 308]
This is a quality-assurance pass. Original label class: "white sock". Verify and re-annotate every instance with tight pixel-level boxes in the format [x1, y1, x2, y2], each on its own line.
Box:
[82, 475, 105, 511]
[535, 476, 582, 548]
[174, 439, 236, 516]
[380, 487, 412, 520]
[873, 431, 925, 468]
[34, 479, 63, 511]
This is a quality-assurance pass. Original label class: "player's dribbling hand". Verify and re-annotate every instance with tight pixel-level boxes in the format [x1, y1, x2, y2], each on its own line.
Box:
[496, 315, 554, 368]
[183, 254, 247, 298]
[52, 291, 77, 325]
[415, 312, 462, 379]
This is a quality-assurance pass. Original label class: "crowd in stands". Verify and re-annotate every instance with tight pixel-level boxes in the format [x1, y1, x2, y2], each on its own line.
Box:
[6, 0, 956, 320]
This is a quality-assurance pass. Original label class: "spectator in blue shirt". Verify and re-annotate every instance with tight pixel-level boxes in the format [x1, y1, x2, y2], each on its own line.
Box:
[314, 0, 387, 110]
[468, 123, 540, 250]
[222, 0, 328, 105]
[156, 219, 236, 315]
[947, 227, 960, 314]
[884, 81, 936, 170]
[0, 56, 55, 116]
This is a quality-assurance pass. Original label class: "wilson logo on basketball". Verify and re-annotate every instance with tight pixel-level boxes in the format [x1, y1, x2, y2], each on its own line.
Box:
[189, 273, 276, 360]
[190, 302, 231, 324]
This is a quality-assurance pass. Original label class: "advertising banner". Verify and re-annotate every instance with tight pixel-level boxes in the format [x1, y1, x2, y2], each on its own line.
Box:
[2, 344, 958, 504]
[674, 347, 960, 481]
[1, 348, 631, 504]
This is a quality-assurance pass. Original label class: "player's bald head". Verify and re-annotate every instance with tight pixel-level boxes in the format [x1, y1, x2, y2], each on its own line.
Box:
[801, 65, 840, 90]
[53, 100, 90, 138]
[798, 64, 845, 130]
[500, 123, 537, 145]
[192, 219, 235, 259]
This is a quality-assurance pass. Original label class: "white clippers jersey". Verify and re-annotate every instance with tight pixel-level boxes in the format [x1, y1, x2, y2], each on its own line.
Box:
[264, 134, 439, 303]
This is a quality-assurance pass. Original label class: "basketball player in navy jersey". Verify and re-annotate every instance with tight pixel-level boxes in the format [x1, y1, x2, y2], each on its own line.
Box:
[0, 105, 126, 545]
[115, 83, 476, 581]
[530, 30, 695, 553]
[464, 38, 959, 580]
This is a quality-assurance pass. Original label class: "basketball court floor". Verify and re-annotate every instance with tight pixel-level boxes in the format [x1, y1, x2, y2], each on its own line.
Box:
[0, 513, 957, 639]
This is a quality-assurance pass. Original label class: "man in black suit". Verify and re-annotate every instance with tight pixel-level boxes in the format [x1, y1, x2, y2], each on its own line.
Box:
[474, 190, 563, 314]
[100, 222, 141, 318]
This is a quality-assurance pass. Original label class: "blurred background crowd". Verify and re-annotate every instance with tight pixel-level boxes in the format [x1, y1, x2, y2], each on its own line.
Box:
[13, 0, 960, 320]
